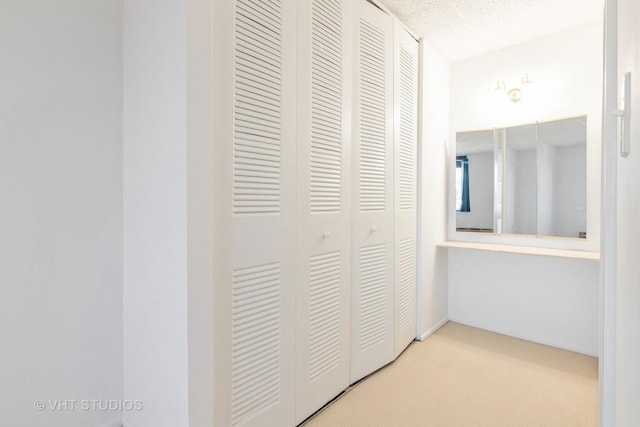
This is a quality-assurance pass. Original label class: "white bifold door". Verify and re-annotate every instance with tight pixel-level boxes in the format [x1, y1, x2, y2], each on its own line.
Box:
[295, 0, 353, 423]
[213, 0, 419, 424]
[350, 0, 395, 384]
[393, 21, 419, 358]
[212, 0, 297, 426]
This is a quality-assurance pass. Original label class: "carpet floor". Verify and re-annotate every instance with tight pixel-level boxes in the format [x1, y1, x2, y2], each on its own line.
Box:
[302, 322, 598, 427]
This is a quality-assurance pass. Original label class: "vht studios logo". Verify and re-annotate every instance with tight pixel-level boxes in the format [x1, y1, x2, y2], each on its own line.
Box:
[34, 399, 143, 412]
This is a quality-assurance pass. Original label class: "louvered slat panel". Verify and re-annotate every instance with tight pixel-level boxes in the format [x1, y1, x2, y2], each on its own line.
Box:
[398, 238, 415, 328]
[393, 22, 418, 359]
[232, 262, 282, 426]
[308, 251, 342, 381]
[359, 19, 386, 212]
[294, 0, 349, 421]
[310, 0, 343, 214]
[359, 243, 387, 351]
[398, 47, 416, 211]
[234, 0, 282, 215]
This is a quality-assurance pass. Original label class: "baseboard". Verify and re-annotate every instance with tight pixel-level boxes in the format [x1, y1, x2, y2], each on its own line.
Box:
[418, 317, 448, 341]
[448, 317, 598, 357]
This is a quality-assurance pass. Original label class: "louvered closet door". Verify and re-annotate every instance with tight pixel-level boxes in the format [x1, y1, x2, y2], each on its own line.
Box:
[212, 0, 296, 426]
[295, 0, 353, 423]
[350, 0, 395, 384]
[393, 22, 419, 358]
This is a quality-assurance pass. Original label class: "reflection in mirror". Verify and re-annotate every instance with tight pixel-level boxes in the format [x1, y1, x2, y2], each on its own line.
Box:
[535, 117, 587, 238]
[504, 123, 537, 235]
[455, 116, 587, 239]
[456, 130, 494, 233]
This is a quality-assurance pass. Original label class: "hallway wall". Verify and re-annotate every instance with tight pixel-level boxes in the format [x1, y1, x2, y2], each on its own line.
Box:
[122, 1, 215, 426]
[449, 21, 602, 249]
[446, 22, 603, 356]
[418, 40, 449, 338]
[122, 0, 189, 426]
[449, 249, 599, 356]
[0, 2, 123, 426]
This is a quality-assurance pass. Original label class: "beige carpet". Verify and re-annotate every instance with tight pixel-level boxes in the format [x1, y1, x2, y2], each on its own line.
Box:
[303, 322, 598, 427]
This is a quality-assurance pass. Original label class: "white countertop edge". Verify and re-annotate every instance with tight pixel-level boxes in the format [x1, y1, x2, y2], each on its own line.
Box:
[437, 241, 600, 261]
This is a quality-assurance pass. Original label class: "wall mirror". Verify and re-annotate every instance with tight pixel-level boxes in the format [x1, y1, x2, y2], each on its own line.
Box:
[455, 130, 495, 233]
[456, 116, 587, 239]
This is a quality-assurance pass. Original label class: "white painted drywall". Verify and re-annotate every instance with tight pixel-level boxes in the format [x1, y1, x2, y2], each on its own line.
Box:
[123, 1, 189, 426]
[0, 2, 123, 427]
[448, 249, 599, 356]
[185, 0, 214, 425]
[449, 21, 602, 251]
[456, 152, 494, 230]
[418, 40, 449, 338]
[447, 22, 602, 354]
[123, 2, 214, 426]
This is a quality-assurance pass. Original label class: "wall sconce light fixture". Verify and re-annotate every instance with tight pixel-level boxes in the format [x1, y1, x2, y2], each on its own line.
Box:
[495, 73, 532, 103]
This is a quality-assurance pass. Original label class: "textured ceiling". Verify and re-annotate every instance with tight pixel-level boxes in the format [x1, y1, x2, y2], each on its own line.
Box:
[379, 0, 603, 61]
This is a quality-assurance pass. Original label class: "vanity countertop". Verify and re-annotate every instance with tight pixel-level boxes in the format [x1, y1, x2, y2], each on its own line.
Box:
[437, 241, 600, 260]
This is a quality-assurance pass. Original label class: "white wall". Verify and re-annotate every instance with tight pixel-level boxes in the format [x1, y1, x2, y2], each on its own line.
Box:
[449, 21, 602, 251]
[418, 40, 449, 338]
[447, 22, 602, 355]
[123, 1, 214, 426]
[449, 249, 599, 356]
[0, 2, 123, 427]
[123, 1, 189, 426]
[456, 152, 494, 230]
[186, 0, 214, 425]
